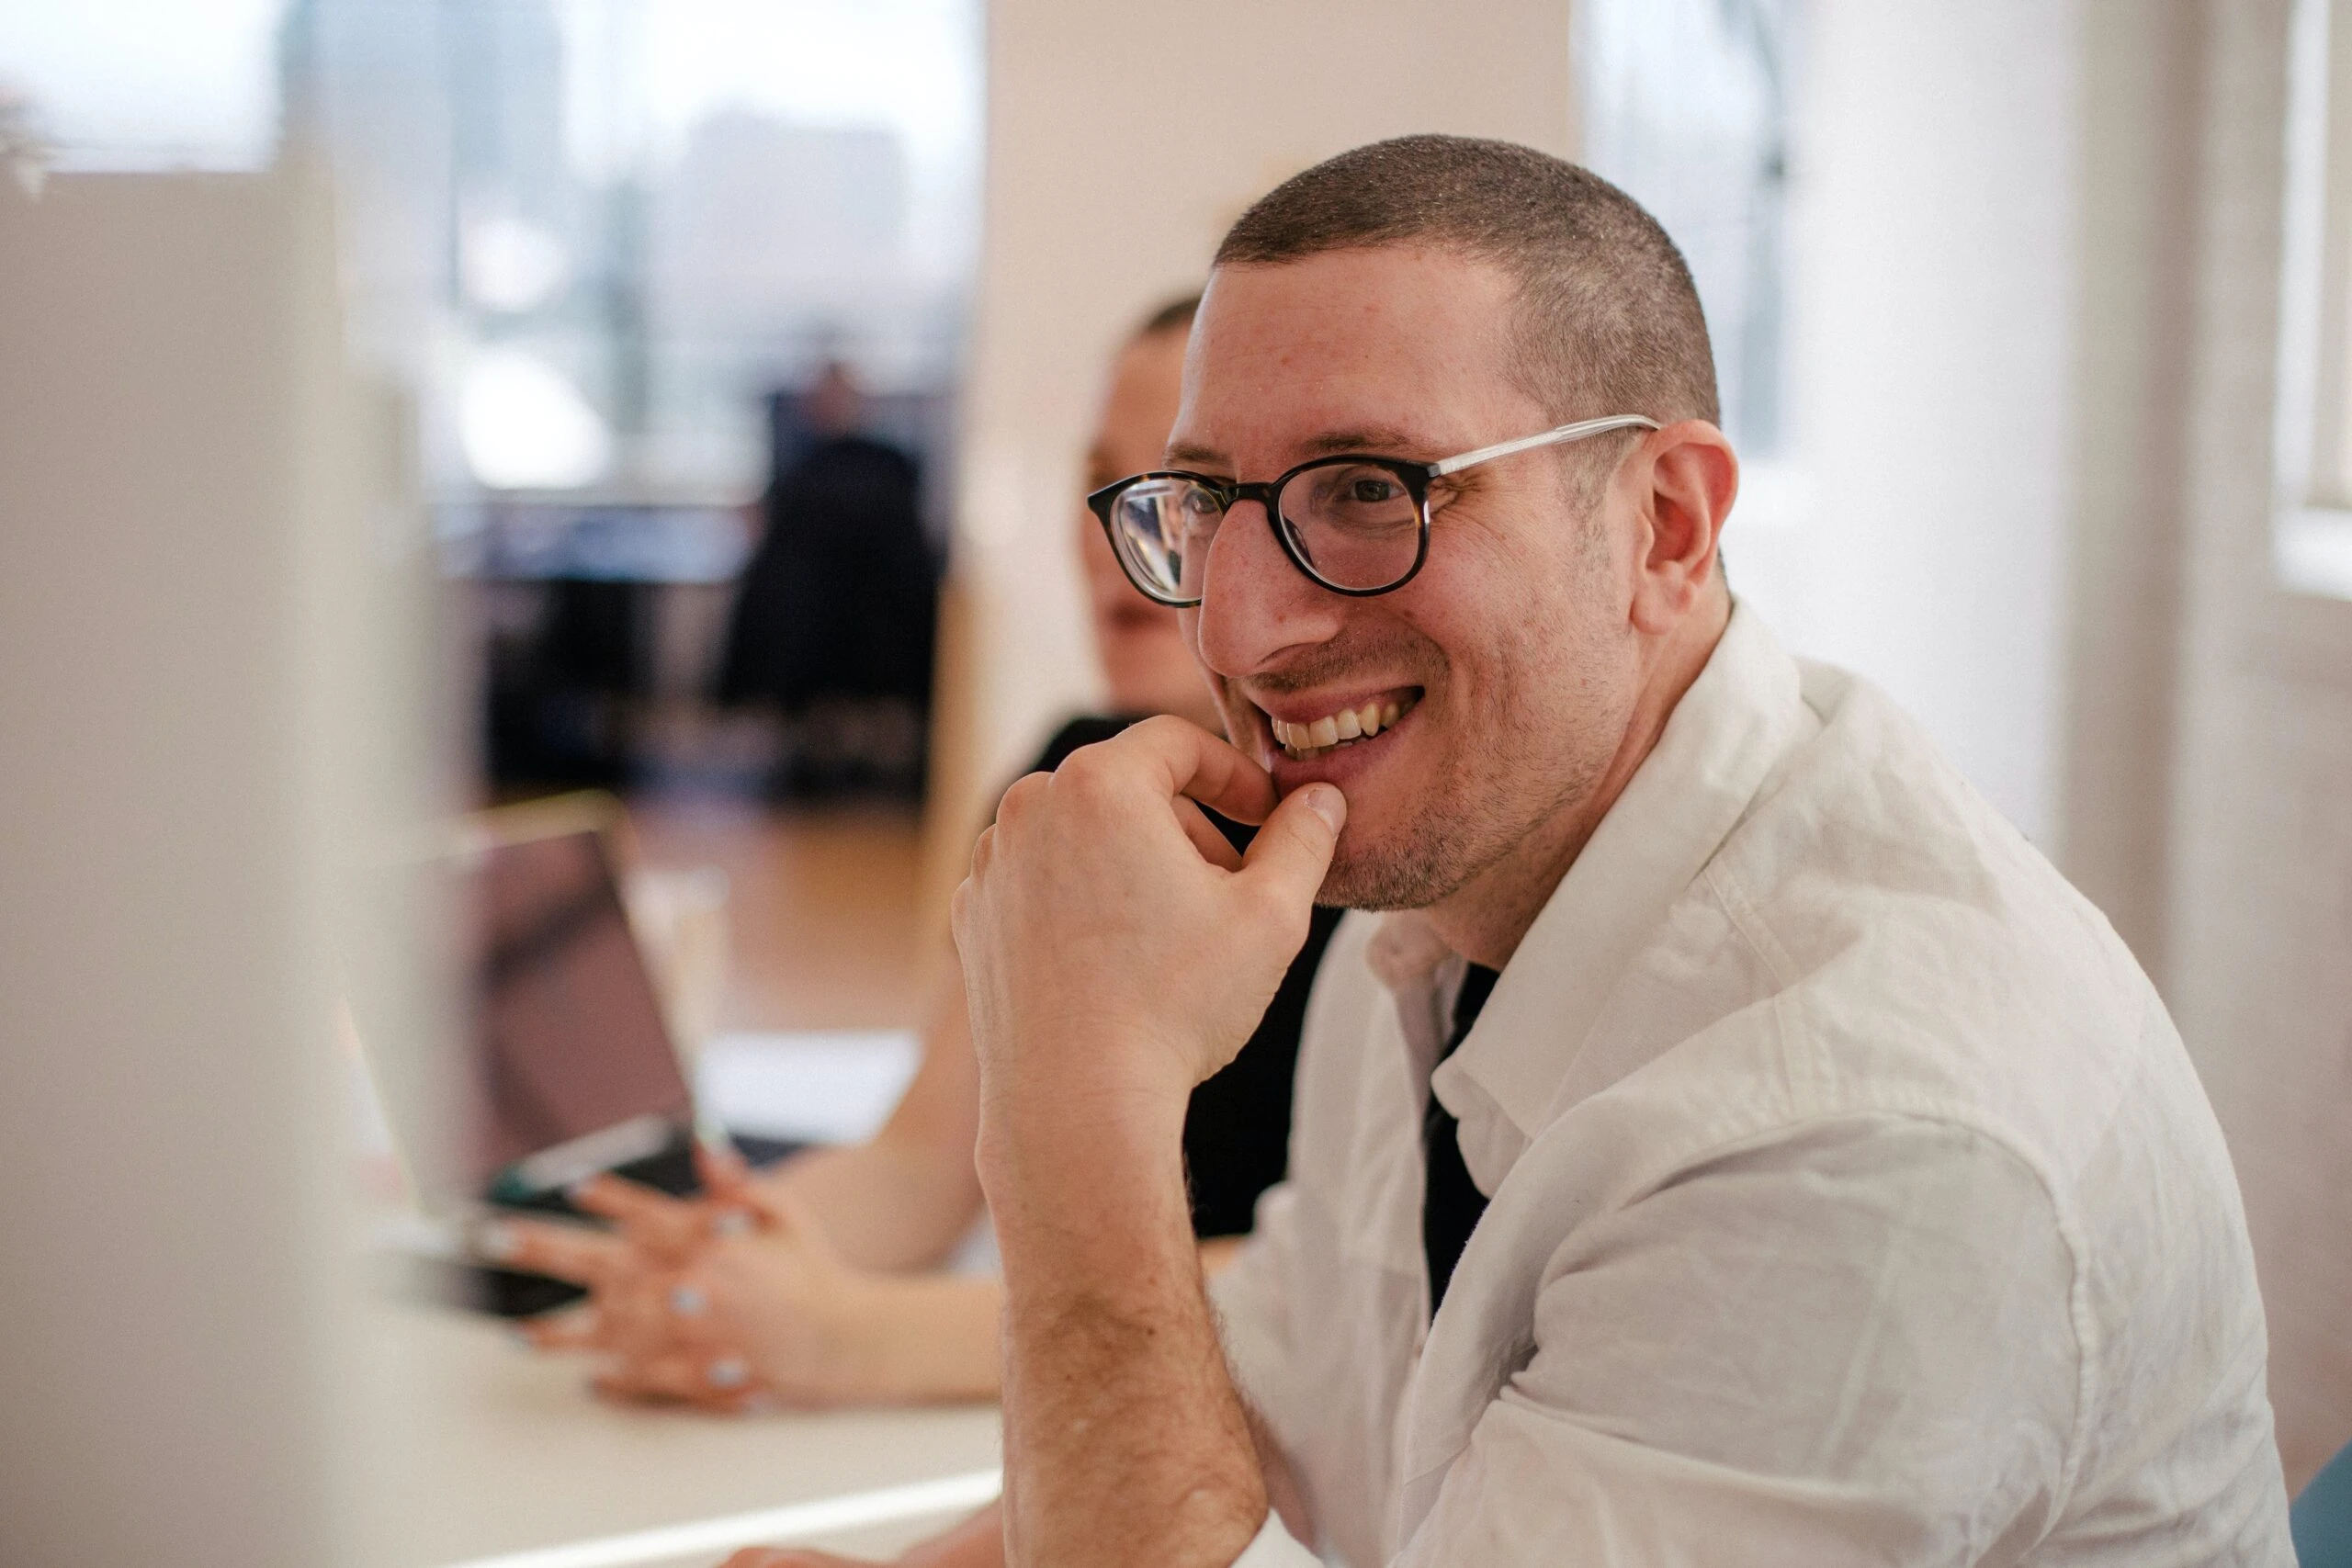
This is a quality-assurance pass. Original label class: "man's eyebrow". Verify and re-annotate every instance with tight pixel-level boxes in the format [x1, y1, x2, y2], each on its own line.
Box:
[1162, 440, 1228, 470]
[1297, 425, 1438, 459]
[1162, 426, 1442, 473]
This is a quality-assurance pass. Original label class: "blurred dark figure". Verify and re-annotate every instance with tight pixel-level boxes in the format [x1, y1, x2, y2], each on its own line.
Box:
[719, 362, 938, 800]
[483, 577, 644, 789]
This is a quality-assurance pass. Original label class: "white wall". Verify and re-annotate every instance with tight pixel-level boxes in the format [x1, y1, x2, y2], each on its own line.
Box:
[1734, 0, 2080, 849]
[953, 0, 1577, 815]
[2156, 0, 2352, 1488]
[2055, 0, 2204, 972]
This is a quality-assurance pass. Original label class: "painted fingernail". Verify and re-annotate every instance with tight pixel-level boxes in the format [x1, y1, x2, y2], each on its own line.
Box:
[710, 1209, 754, 1237]
[515, 1307, 591, 1349]
[670, 1283, 709, 1317]
[706, 1356, 751, 1389]
[473, 1223, 520, 1262]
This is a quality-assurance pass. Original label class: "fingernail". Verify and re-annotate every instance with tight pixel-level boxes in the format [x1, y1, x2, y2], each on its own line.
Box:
[670, 1283, 708, 1317]
[512, 1307, 589, 1349]
[734, 1392, 781, 1416]
[706, 1355, 751, 1389]
[564, 1178, 599, 1205]
[473, 1223, 520, 1262]
[709, 1209, 755, 1238]
[1301, 784, 1347, 832]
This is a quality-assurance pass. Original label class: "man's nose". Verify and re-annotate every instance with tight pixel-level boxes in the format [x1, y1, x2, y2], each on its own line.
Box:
[1190, 496, 1346, 678]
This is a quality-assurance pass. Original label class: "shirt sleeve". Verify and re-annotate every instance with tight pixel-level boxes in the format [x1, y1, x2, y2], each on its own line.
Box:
[1229, 1509, 1322, 1568]
[1208, 1181, 1299, 1439]
[1399, 1114, 2084, 1566]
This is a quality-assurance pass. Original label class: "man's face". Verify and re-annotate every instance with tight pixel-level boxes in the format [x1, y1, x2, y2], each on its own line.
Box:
[1171, 248, 1645, 910]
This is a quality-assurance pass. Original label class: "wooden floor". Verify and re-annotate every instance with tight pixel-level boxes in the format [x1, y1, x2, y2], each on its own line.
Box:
[626, 795, 933, 1032]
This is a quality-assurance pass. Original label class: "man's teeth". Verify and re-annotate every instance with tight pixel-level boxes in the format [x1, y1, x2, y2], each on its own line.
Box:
[1270, 697, 1410, 759]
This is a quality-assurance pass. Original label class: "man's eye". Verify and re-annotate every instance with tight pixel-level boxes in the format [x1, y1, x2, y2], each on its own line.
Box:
[1349, 478, 1401, 502]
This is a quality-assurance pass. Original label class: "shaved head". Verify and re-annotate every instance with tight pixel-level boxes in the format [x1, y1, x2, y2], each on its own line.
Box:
[1214, 134, 1718, 432]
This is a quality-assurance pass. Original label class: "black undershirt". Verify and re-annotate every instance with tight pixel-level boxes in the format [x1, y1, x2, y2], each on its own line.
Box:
[1424, 963, 1499, 1316]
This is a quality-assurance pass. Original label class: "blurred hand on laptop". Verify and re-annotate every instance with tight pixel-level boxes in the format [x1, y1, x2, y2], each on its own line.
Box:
[483, 1146, 936, 1409]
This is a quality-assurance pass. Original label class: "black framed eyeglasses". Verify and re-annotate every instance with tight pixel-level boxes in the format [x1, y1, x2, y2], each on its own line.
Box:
[1085, 414, 1661, 607]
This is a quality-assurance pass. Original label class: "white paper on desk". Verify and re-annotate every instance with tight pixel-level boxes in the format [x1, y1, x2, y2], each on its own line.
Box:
[696, 1029, 921, 1146]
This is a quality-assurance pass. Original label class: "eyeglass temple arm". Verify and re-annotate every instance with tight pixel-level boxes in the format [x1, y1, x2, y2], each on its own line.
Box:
[1428, 414, 1662, 478]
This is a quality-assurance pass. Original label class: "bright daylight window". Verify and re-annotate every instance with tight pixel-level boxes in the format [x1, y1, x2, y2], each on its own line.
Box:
[0, 1, 286, 174]
[2276, 0, 2352, 599]
[1, 0, 981, 522]
[1576, 0, 1805, 526]
[3, 0, 984, 794]
[284, 0, 982, 519]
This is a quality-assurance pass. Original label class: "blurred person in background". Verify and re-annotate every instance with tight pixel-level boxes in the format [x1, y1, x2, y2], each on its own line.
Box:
[483, 297, 1340, 1405]
[720, 360, 939, 800]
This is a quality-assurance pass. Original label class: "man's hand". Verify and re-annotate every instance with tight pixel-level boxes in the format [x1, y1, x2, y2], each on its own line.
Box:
[948, 717, 1341, 1567]
[953, 715, 1345, 1132]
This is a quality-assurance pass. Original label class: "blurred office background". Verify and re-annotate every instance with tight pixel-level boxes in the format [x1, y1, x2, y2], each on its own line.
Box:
[4, 1, 2350, 1562]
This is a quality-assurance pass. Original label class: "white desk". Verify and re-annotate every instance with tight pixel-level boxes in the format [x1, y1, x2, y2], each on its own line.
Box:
[351, 1299, 1001, 1568]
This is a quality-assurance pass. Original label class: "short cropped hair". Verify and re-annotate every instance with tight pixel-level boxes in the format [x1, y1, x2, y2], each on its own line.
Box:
[1214, 135, 1718, 428]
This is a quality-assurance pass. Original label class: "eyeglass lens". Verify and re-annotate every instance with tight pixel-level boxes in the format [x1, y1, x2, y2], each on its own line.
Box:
[1105, 477, 1217, 602]
[1108, 460, 1422, 602]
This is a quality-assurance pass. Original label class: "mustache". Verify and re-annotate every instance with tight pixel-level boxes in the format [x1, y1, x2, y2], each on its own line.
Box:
[1227, 631, 1443, 698]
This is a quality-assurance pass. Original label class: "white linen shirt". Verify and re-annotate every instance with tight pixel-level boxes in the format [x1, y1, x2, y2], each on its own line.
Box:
[1216, 605, 2290, 1567]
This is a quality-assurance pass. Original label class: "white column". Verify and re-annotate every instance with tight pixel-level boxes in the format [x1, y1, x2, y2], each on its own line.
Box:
[0, 166, 378, 1565]
[1777, 0, 2082, 846]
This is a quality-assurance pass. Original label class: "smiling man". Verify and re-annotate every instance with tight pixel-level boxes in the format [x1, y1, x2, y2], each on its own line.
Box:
[733, 136, 2291, 1568]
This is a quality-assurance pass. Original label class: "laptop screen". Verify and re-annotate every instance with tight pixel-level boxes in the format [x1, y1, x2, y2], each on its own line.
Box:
[464, 827, 693, 1194]
[345, 806, 695, 1211]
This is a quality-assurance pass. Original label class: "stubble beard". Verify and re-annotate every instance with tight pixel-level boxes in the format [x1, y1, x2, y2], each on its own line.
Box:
[1244, 609, 1623, 915]
[1312, 543, 1627, 914]
[1317, 678, 1618, 914]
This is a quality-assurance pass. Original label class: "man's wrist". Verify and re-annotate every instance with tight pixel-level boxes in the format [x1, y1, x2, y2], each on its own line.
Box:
[977, 1066, 1199, 1310]
[969, 1015, 1268, 1566]
[975, 1043, 1193, 1199]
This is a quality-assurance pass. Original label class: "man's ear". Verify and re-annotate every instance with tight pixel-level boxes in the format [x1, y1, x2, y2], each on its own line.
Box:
[1630, 421, 1737, 634]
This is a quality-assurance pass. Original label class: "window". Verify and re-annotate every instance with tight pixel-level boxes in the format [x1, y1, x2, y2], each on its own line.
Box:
[283, 0, 983, 508]
[2276, 0, 2352, 598]
[0, 0, 283, 172]
[5, 0, 983, 512]
[1576, 0, 1806, 525]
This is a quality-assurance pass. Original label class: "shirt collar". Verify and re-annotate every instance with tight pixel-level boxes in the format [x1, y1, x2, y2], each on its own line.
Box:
[1386, 602, 1809, 1192]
